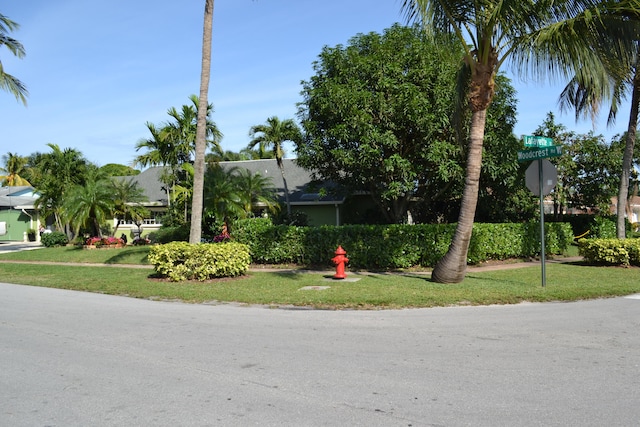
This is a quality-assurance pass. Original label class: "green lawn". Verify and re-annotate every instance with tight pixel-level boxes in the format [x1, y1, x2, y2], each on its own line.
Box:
[0, 246, 638, 309]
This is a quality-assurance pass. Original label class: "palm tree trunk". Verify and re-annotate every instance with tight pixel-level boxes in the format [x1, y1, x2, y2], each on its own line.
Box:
[431, 109, 487, 283]
[617, 62, 640, 239]
[189, 0, 214, 244]
[280, 164, 292, 217]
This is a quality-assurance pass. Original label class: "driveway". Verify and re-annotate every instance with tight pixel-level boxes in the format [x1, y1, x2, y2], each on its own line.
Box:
[0, 241, 43, 254]
[1, 282, 639, 426]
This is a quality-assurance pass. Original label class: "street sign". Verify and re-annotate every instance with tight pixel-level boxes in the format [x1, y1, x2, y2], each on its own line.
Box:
[523, 135, 554, 147]
[517, 145, 562, 162]
[525, 159, 557, 196]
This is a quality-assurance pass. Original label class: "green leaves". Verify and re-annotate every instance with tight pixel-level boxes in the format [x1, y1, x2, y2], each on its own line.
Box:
[298, 24, 521, 223]
[148, 241, 251, 281]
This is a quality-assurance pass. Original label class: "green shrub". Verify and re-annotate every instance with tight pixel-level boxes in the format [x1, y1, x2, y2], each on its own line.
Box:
[148, 241, 251, 281]
[579, 238, 640, 266]
[150, 225, 190, 244]
[589, 216, 617, 239]
[233, 218, 573, 269]
[41, 231, 69, 247]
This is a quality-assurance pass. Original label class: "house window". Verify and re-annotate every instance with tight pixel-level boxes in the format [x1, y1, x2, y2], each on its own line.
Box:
[118, 211, 162, 226]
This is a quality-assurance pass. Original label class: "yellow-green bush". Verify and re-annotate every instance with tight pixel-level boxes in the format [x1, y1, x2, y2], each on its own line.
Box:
[148, 241, 251, 281]
[578, 238, 640, 266]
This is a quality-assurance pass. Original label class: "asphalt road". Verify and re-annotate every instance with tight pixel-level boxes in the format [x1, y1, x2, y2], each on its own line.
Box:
[1, 282, 639, 426]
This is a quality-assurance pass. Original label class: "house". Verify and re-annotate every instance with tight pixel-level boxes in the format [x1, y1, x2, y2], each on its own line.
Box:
[221, 159, 345, 226]
[119, 159, 346, 232]
[0, 186, 42, 242]
[611, 196, 640, 228]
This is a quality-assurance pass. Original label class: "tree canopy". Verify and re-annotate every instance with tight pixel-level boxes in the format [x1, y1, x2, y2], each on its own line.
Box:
[296, 24, 524, 223]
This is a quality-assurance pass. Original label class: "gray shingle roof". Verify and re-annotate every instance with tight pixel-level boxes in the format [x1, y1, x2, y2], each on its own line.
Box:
[219, 159, 343, 204]
[125, 159, 344, 207]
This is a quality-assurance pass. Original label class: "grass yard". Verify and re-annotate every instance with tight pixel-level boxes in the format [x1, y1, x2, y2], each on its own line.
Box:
[1, 246, 639, 309]
[0, 245, 152, 265]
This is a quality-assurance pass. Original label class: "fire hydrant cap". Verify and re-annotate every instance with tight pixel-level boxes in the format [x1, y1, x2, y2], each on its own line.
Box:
[335, 245, 346, 255]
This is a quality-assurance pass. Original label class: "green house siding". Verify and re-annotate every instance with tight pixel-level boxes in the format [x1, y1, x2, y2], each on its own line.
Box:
[0, 209, 33, 241]
[293, 204, 341, 226]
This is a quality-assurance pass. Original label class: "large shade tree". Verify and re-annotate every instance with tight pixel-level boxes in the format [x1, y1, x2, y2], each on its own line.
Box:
[402, 0, 640, 283]
[297, 24, 527, 224]
[248, 116, 302, 217]
[0, 13, 27, 105]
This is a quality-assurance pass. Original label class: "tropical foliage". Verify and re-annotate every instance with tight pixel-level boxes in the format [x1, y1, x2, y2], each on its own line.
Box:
[248, 116, 302, 216]
[401, 0, 640, 283]
[111, 177, 149, 236]
[297, 24, 529, 224]
[63, 169, 114, 238]
[0, 13, 27, 105]
[0, 152, 30, 186]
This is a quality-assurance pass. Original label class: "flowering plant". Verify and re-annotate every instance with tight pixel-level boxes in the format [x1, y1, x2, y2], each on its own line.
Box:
[85, 236, 124, 246]
[86, 236, 102, 246]
[213, 231, 231, 243]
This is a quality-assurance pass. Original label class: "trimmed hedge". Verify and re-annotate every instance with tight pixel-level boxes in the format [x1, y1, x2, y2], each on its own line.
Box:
[148, 241, 251, 281]
[233, 218, 573, 269]
[578, 238, 640, 266]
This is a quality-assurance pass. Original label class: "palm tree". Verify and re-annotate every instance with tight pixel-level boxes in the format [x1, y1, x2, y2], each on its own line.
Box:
[204, 164, 244, 223]
[190, 0, 215, 244]
[33, 143, 91, 234]
[233, 168, 280, 216]
[111, 177, 149, 236]
[248, 116, 302, 216]
[401, 0, 640, 283]
[0, 152, 30, 186]
[559, 42, 640, 239]
[63, 170, 114, 238]
[0, 13, 27, 105]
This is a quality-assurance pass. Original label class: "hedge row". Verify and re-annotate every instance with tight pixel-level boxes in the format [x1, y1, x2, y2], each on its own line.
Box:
[578, 238, 640, 266]
[232, 218, 574, 269]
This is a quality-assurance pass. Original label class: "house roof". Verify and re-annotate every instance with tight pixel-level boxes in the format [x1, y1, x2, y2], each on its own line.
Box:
[126, 159, 344, 207]
[116, 168, 169, 207]
[219, 159, 344, 205]
[0, 186, 38, 209]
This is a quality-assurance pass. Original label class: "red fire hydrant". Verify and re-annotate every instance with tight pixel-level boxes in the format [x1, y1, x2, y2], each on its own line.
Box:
[331, 245, 349, 279]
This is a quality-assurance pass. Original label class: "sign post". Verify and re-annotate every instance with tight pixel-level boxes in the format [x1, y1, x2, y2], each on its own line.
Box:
[520, 137, 560, 287]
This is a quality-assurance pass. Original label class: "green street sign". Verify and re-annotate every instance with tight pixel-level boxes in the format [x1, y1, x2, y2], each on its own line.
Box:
[517, 145, 562, 162]
[523, 135, 554, 147]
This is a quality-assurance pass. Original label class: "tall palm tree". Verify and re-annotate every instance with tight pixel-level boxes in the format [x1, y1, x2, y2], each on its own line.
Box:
[0, 13, 27, 105]
[190, 0, 215, 244]
[248, 116, 302, 216]
[559, 43, 640, 239]
[0, 152, 30, 186]
[402, 0, 640, 283]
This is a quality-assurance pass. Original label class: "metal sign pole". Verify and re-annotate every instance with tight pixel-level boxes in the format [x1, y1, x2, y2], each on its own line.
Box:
[538, 159, 546, 287]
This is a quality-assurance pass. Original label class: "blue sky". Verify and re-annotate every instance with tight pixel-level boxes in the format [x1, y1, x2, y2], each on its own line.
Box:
[1, 1, 631, 169]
